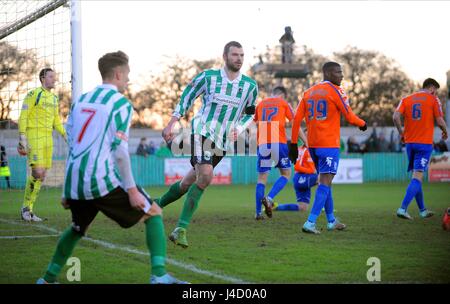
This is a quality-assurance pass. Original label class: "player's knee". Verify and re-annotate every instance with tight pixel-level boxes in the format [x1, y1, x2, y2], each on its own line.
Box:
[299, 203, 309, 212]
[149, 202, 162, 216]
[196, 175, 212, 189]
[281, 170, 291, 178]
[257, 172, 268, 184]
[196, 180, 211, 190]
[412, 171, 424, 182]
[71, 224, 86, 237]
[180, 176, 195, 193]
[32, 170, 45, 181]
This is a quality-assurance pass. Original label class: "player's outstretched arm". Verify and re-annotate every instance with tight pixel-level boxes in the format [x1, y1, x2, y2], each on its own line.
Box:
[235, 84, 258, 136]
[17, 91, 34, 155]
[162, 116, 180, 144]
[114, 142, 148, 211]
[53, 97, 66, 139]
[393, 111, 404, 142]
[340, 103, 366, 129]
[17, 133, 27, 156]
[436, 117, 448, 140]
[291, 99, 305, 145]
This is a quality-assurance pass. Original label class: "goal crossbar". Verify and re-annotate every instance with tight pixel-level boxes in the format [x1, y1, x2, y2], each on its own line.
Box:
[0, 0, 68, 40]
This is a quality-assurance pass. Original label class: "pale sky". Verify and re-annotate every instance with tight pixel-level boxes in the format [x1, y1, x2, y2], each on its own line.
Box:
[80, 1, 450, 92]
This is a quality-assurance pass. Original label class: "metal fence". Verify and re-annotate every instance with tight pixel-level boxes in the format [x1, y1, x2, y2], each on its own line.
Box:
[1, 153, 428, 190]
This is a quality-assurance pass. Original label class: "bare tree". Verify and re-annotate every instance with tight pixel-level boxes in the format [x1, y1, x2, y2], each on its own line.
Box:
[334, 46, 416, 125]
[0, 41, 39, 127]
[131, 56, 221, 129]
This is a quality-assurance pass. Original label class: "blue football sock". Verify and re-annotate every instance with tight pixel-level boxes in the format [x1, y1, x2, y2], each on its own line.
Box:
[414, 182, 425, 212]
[401, 178, 421, 210]
[324, 190, 336, 223]
[255, 183, 265, 215]
[276, 203, 300, 211]
[268, 176, 288, 200]
[307, 184, 330, 223]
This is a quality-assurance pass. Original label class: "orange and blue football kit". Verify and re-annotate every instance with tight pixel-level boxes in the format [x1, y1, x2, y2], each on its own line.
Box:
[291, 81, 366, 226]
[254, 97, 294, 217]
[396, 90, 444, 214]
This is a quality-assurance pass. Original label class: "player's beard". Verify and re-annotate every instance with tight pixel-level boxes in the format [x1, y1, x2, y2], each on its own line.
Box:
[225, 58, 242, 73]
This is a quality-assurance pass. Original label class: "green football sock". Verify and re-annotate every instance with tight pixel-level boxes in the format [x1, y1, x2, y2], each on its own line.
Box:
[158, 180, 184, 208]
[43, 227, 82, 283]
[145, 215, 166, 277]
[177, 183, 204, 229]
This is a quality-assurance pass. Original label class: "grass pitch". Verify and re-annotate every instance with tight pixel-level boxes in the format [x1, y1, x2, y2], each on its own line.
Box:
[0, 183, 449, 283]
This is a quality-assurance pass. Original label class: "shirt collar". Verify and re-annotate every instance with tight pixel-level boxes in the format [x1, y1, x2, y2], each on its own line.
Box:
[220, 67, 242, 83]
[98, 83, 119, 91]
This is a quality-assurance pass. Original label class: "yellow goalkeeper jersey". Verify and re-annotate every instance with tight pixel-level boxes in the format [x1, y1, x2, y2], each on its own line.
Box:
[18, 87, 65, 136]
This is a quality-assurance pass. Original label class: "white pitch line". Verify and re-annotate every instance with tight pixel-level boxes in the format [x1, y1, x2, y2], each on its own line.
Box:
[0, 234, 59, 239]
[0, 218, 250, 284]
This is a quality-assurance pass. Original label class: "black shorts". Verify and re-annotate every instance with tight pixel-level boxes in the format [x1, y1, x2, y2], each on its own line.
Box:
[190, 134, 226, 168]
[67, 186, 151, 235]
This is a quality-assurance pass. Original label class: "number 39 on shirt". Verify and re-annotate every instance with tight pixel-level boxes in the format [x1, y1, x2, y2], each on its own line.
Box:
[307, 99, 327, 121]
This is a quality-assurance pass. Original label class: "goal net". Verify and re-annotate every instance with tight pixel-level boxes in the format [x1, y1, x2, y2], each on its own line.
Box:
[0, 0, 76, 199]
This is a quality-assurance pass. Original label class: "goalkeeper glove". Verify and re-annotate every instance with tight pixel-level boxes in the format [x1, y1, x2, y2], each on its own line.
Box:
[359, 123, 367, 131]
[288, 143, 299, 163]
[17, 133, 27, 156]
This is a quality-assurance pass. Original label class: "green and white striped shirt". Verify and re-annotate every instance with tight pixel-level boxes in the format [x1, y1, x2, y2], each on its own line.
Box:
[64, 84, 133, 200]
[173, 68, 258, 150]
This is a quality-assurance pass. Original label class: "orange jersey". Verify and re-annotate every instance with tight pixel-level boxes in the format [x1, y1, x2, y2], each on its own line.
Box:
[254, 97, 294, 145]
[292, 81, 365, 148]
[396, 90, 444, 144]
[294, 146, 316, 174]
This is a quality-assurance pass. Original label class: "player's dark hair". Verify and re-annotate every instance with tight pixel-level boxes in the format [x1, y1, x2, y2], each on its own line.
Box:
[422, 78, 440, 89]
[223, 41, 242, 55]
[322, 61, 341, 74]
[98, 50, 129, 80]
[272, 86, 287, 97]
[39, 68, 54, 84]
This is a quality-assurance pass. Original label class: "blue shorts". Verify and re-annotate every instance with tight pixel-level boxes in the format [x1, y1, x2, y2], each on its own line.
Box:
[293, 173, 318, 204]
[406, 143, 433, 172]
[308, 148, 340, 175]
[257, 143, 291, 173]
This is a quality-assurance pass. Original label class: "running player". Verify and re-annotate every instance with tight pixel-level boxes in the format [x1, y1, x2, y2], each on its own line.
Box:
[159, 41, 258, 248]
[37, 51, 186, 284]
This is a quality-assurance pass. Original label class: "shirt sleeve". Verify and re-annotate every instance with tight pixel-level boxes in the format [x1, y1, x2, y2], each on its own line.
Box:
[53, 95, 66, 137]
[236, 82, 258, 134]
[253, 103, 260, 122]
[111, 99, 133, 151]
[433, 97, 444, 118]
[285, 101, 294, 122]
[395, 98, 405, 115]
[18, 90, 36, 134]
[173, 71, 207, 118]
[291, 97, 306, 144]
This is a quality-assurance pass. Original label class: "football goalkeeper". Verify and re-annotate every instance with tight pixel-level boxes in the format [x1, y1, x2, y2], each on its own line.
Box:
[17, 68, 66, 222]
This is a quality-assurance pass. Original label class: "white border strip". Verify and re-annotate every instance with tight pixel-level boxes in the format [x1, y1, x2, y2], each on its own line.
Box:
[0, 234, 59, 239]
[0, 218, 250, 284]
